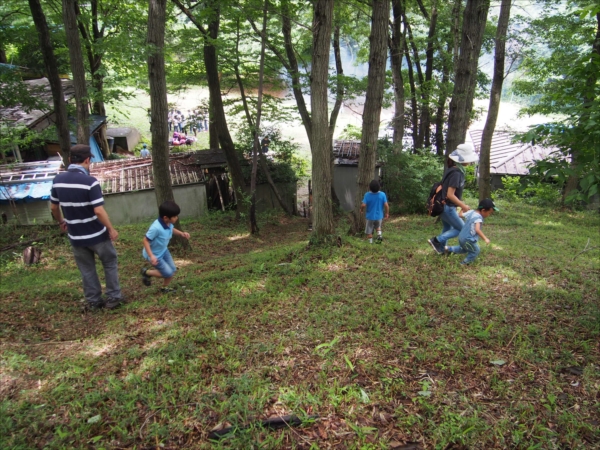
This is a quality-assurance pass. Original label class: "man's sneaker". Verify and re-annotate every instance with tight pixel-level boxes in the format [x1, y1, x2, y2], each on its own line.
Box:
[161, 287, 177, 294]
[104, 297, 124, 310]
[376, 235, 383, 244]
[428, 237, 444, 254]
[82, 301, 104, 312]
[141, 267, 151, 286]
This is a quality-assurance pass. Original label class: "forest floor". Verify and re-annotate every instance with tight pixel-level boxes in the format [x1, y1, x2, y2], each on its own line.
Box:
[1, 197, 599, 449]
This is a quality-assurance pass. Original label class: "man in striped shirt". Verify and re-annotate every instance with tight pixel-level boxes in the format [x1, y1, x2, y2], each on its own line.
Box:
[50, 145, 123, 310]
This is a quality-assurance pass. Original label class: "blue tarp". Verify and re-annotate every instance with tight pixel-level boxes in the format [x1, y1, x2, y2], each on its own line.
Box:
[89, 136, 104, 162]
[0, 180, 53, 204]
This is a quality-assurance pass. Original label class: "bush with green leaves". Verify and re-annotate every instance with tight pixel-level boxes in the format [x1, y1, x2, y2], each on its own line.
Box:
[381, 147, 444, 214]
[496, 176, 561, 207]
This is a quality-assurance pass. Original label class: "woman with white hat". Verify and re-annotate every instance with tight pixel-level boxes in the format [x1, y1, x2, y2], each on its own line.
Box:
[428, 143, 479, 254]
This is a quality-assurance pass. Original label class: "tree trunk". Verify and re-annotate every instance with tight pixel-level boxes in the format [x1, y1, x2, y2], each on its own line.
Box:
[208, 96, 219, 149]
[479, 0, 511, 201]
[147, 0, 174, 207]
[351, 0, 389, 234]
[329, 24, 344, 208]
[403, 12, 425, 149]
[390, 0, 405, 150]
[63, 0, 90, 145]
[28, 0, 71, 165]
[310, 0, 335, 239]
[234, 18, 292, 216]
[434, 42, 452, 155]
[403, 36, 419, 151]
[420, 1, 437, 149]
[249, 3, 269, 234]
[445, 0, 490, 159]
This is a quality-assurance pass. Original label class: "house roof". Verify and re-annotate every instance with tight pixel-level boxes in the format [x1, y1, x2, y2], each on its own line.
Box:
[333, 140, 383, 166]
[0, 78, 75, 130]
[0, 149, 223, 203]
[90, 150, 220, 194]
[469, 130, 560, 176]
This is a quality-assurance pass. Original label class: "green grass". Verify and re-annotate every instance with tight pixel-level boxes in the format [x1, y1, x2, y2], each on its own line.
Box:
[1, 199, 599, 449]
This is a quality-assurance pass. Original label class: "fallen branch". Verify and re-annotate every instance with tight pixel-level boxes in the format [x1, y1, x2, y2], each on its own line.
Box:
[0, 233, 61, 253]
[571, 238, 599, 261]
[208, 414, 319, 440]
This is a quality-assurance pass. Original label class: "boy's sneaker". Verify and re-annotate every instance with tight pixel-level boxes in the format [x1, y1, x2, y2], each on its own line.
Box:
[376, 236, 383, 244]
[141, 268, 151, 286]
[161, 287, 177, 294]
[428, 237, 444, 254]
[443, 246, 451, 256]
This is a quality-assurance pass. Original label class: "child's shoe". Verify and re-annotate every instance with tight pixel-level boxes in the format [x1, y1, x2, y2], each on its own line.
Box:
[443, 246, 451, 256]
[161, 287, 177, 294]
[141, 268, 151, 286]
[376, 236, 383, 244]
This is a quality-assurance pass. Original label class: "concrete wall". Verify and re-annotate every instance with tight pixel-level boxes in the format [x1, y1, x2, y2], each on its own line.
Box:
[1, 201, 53, 225]
[244, 182, 297, 214]
[333, 166, 379, 212]
[103, 183, 207, 225]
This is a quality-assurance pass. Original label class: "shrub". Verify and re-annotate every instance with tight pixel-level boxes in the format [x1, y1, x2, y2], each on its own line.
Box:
[381, 149, 444, 214]
[496, 176, 561, 207]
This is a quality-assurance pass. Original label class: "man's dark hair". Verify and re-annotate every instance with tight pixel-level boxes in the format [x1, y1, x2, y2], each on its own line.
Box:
[159, 201, 181, 219]
[70, 144, 92, 163]
[369, 179, 380, 193]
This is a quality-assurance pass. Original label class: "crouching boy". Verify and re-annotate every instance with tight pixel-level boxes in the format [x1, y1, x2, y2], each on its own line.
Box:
[445, 198, 498, 265]
[141, 201, 190, 293]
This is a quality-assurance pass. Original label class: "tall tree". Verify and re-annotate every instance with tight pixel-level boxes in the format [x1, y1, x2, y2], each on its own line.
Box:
[310, 0, 335, 238]
[28, 0, 71, 164]
[62, 0, 89, 144]
[172, 0, 248, 216]
[445, 0, 490, 159]
[479, 0, 511, 201]
[147, 0, 174, 207]
[351, 0, 389, 233]
[389, 0, 405, 149]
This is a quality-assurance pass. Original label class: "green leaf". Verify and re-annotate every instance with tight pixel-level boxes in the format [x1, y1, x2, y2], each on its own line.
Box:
[418, 390, 432, 397]
[87, 414, 101, 424]
[587, 184, 598, 198]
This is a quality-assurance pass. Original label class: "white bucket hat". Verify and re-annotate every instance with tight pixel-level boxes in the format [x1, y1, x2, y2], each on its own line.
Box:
[449, 143, 479, 163]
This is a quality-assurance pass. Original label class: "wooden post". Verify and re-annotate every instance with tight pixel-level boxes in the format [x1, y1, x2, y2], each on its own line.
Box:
[213, 174, 225, 212]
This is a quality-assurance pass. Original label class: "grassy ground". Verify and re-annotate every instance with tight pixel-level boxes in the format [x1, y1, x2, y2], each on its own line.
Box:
[1, 198, 598, 449]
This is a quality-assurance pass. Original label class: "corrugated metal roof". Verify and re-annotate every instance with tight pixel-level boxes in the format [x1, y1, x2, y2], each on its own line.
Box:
[469, 130, 560, 176]
[0, 78, 75, 129]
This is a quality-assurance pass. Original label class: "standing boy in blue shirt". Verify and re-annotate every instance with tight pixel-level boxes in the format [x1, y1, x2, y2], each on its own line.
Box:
[141, 201, 190, 293]
[360, 179, 389, 244]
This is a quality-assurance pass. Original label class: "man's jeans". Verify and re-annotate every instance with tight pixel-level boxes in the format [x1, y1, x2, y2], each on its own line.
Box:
[72, 239, 121, 305]
[447, 238, 480, 264]
[436, 204, 464, 245]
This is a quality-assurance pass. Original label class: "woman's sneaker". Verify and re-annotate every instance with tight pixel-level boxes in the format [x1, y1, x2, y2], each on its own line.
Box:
[428, 237, 444, 254]
[141, 268, 151, 286]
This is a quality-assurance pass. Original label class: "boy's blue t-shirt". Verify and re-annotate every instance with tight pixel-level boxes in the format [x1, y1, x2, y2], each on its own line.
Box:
[143, 218, 174, 259]
[362, 191, 388, 221]
[459, 210, 484, 241]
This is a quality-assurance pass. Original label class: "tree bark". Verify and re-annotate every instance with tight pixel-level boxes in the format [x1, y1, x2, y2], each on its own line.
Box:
[329, 24, 344, 208]
[63, 0, 90, 145]
[403, 36, 419, 151]
[310, 0, 335, 239]
[434, 42, 452, 155]
[171, 0, 248, 215]
[390, 0, 405, 150]
[479, 0, 511, 201]
[420, 1, 437, 149]
[351, 0, 390, 234]
[147, 0, 174, 207]
[234, 18, 292, 216]
[445, 0, 490, 160]
[28, 0, 71, 165]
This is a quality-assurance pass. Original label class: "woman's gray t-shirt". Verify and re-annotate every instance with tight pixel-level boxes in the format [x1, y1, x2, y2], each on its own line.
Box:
[442, 167, 465, 207]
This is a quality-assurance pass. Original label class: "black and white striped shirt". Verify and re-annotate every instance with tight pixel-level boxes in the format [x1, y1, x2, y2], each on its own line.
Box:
[50, 165, 108, 247]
